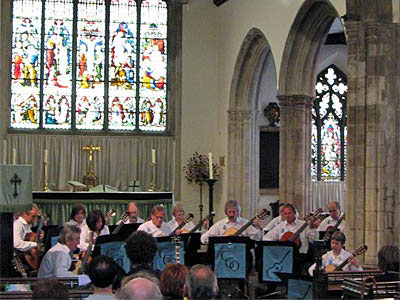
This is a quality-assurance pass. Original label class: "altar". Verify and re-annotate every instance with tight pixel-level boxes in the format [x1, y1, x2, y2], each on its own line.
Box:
[33, 191, 174, 226]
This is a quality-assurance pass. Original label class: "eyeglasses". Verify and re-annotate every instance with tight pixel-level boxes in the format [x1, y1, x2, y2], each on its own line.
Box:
[328, 209, 338, 213]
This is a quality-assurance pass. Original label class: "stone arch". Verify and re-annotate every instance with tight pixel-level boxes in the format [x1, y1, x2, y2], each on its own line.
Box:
[227, 27, 277, 218]
[277, 0, 341, 214]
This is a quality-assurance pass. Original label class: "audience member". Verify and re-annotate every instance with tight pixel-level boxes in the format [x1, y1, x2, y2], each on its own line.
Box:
[160, 263, 188, 299]
[121, 271, 160, 288]
[32, 278, 69, 299]
[117, 277, 163, 300]
[85, 255, 121, 299]
[184, 264, 218, 300]
[375, 245, 400, 282]
[125, 230, 160, 278]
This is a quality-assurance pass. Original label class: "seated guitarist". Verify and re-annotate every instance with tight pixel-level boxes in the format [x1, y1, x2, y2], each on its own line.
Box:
[13, 203, 44, 271]
[200, 200, 263, 244]
[168, 202, 196, 235]
[308, 231, 362, 276]
[263, 203, 318, 255]
[317, 201, 345, 232]
[116, 202, 144, 225]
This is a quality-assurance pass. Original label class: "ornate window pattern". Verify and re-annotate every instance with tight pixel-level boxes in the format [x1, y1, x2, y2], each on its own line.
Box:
[10, 0, 168, 132]
[312, 65, 347, 181]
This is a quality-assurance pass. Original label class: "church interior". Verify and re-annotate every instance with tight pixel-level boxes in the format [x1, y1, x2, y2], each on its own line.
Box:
[0, 0, 399, 298]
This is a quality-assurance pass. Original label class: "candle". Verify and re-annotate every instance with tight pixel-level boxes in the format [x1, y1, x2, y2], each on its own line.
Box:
[152, 149, 156, 164]
[44, 149, 48, 163]
[208, 152, 213, 179]
[3, 140, 6, 165]
[12, 148, 16, 165]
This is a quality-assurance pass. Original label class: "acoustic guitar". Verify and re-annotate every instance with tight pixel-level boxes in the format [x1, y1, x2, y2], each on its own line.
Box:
[322, 214, 345, 242]
[325, 244, 368, 272]
[73, 231, 94, 275]
[187, 211, 215, 234]
[170, 213, 194, 236]
[111, 212, 130, 235]
[279, 208, 322, 247]
[223, 208, 270, 236]
[12, 250, 28, 278]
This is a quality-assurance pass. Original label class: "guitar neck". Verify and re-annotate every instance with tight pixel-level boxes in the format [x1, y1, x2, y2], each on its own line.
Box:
[233, 217, 255, 237]
[289, 222, 308, 242]
[336, 251, 357, 271]
[35, 220, 44, 243]
[323, 216, 344, 241]
[112, 221, 124, 235]
[171, 221, 187, 235]
[175, 245, 180, 264]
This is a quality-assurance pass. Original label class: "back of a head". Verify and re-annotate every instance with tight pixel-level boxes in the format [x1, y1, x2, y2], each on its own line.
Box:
[185, 264, 217, 300]
[118, 277, 162, 300]
[160, 263, 188, 298]
[32, 278, 69, 299]
[125, 231, 158, 265]
[378, 245, 400, 272]
[86, 255, 120, 288]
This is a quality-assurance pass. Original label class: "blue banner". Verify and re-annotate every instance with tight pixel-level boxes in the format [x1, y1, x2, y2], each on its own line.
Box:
[287, 279, 313, 299]
[154, 241, 184, 271]
[262, 246, 293, 282]
[100, 241, 130, 273]
[214, 243, 246, 279]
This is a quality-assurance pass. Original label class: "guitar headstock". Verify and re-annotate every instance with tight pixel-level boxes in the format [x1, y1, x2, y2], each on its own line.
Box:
[184, 213, 194, 223]
[256, 209, 271, 220]
[171, 235, 181, 246]
[206, 211, 215, 220]
[107, 209, 116, 218]
[305, 208, 323, 221]
[12, 251, 27, 277]
[121, 212, 130, 223]
[354, 245, 368, 256]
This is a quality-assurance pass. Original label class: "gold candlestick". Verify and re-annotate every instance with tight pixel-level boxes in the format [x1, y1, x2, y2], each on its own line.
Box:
[148, 162, 156, 191]
[42, 161, 49, 191]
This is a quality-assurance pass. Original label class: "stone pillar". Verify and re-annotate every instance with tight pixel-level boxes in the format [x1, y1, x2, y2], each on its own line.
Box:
[345, 0, 399, 264]
[227, 109, 258, 218]
[277, 95, 313, 215]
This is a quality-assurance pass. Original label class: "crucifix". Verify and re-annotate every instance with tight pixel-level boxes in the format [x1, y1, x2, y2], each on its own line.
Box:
[10, 173, 22, 197]
[82, 145, 101, 188]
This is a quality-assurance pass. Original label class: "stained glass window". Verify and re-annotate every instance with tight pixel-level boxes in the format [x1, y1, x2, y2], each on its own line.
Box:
[10, 0, 168, 132]
[312, 65, 347, 181]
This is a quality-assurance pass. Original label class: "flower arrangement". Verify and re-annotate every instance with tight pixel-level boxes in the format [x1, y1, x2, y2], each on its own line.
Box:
[183, 152, 220, 183]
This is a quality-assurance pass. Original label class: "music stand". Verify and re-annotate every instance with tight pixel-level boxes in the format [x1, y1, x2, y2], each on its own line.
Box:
[179, 232, 201, 266]
[154, 236, 184, 272]
[93, 233, 132, 273]
[255, 240, 296, 283]
[109, 223, 141, 235]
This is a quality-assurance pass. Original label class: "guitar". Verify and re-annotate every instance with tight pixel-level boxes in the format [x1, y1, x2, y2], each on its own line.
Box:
[111, 212, 130, 235]
[280, 208, 322, 247]
[223, 208, 270, 236]
[325, 245, 368, 272]
[23, 209, 48, 270]
[170, 213, 194, 236]
[12, 250, 28, 278]
[322, 214, 345, 242]
[171, 236, 182, 264]
[187, 211, 215, 234]
[73, 231, 94, 275]
[105, 209, 117, 225]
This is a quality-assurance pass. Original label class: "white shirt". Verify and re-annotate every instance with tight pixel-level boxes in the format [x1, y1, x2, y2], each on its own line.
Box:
[318, 215, 345, 232]
[14, 217, 37, 252]
[137, 220, 172, 237]
[116, 217, 144, 225]
[200, 217, 263, 244]
[264, 216, 283, 232]
[65, 219, 88, 251]
[80, 225, 110, 251]
[263, 218, 318, 254]
[308, 248, 363, 276]
[167, 218, 196, 233]
[38, 242, 76, 278]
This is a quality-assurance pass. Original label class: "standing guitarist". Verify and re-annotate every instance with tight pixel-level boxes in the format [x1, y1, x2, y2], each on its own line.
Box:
[13, 203, 44, 271]
[200, 200, 263, 244]
[263, 203, 318, 254]
[317, 201, 345, 232]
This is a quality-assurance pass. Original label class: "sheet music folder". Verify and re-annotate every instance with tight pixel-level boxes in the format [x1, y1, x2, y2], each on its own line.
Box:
[93, 231, 133, 257]
[108, 223, 141, 235]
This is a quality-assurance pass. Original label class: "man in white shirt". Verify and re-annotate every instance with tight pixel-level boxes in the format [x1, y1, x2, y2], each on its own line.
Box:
[167, 202, 195, 234]
[38, 224, 81, 278]
[263, 203, 318, 254]
[137, 206, 172, 237]
[116, 202, 144, 225]
[200, 200, 263, 244]
[14, 203, 42, 252]
[317, 201, 345, 232]
[263, 202, 286, 232]
[308, 231, 362, 276]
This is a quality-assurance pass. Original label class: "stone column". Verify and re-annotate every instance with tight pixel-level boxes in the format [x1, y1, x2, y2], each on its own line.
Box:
[345, 0, 399, 264]
[227, 109, 258, 218]
[277, 95, 313, 215]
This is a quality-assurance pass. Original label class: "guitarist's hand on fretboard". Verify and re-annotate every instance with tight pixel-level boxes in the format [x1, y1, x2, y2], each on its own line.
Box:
[348, 256, 361, 268]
